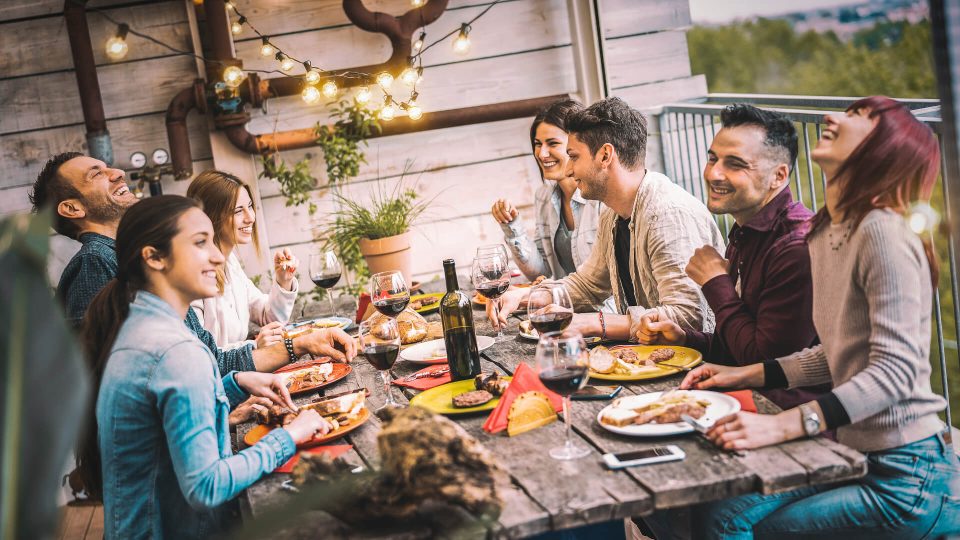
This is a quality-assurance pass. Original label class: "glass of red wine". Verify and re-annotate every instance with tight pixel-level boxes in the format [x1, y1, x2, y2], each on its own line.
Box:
[370, 271, 410, 318]
[309, 250, 342, 316]
[536, 330, 590, 460]
[472, 254, 510, 339]
[527, 282, 574, 337]
[359, 316, 402, 412]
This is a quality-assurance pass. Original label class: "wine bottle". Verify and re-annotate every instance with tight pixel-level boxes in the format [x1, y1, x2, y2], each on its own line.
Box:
[439, 259, 481, 381]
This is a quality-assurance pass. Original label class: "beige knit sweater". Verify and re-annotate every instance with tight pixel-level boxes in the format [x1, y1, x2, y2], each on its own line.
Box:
[777, 208, 946, 452]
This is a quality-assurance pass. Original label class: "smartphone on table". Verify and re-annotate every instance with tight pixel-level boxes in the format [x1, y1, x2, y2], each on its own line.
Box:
[602, 446, 686, 469]
[572, 385, 623, 400]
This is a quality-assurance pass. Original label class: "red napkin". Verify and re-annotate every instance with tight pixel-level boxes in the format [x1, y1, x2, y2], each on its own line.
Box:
[275, 444, 352, 473]
[356, 293, 371, 323]
[392, 364, 452, 390]
[723, 390, 758, 413]
[483, 363, 563, 434]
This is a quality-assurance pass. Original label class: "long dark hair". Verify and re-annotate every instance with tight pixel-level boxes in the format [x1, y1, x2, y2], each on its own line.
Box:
[811, 96, 941, 286]
[76, 195, 202, 498]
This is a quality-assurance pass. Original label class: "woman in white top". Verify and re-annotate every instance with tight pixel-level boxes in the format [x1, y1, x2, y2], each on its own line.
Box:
[187, 170, 298, 350]
[491, 99, 604, 281]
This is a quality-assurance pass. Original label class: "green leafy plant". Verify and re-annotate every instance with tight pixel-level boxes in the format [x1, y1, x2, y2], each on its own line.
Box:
[258, 153, 318, 215]
[315, 99, 382, 186]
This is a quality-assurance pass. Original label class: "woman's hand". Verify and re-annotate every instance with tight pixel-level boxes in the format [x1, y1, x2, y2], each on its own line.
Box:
[296, 328, 357, 362]
[273, 248, 298, 291]
[705, 409, 800, 451]
[235, 372, 297, 411]
[256, 321, 285, 349]
[636, 312, 686, 345]
[283, 409, 332, 444]
[680, 363, 764, 391]
[228, 396, 273, 426]
[491, 199, 519, 224]
[487, 288, 527, 329]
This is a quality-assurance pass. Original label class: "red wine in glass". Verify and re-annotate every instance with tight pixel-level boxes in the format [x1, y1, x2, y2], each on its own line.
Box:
[476, 281, 509, 299]
[312, 274, 341, 289]
[363, 344, 400, 370]
[373, 297, 409, 316]
[538, 365, 589, 396]
[529, 312, 573, 334]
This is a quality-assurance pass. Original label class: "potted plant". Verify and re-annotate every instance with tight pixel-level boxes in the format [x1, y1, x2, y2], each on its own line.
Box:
[319, 169, 432, 286]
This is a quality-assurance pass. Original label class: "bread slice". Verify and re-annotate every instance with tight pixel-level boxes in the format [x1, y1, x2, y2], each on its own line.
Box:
[601, 408, 639, 427]
[588, 346, 617, 374]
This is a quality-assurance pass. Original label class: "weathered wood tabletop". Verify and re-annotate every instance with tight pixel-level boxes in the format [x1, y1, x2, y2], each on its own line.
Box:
[236, 279, 866, 539]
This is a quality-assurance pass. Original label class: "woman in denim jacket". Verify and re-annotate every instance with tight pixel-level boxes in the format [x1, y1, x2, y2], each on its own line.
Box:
[79, 195, 334, 539]
[491, 100, 604, 281]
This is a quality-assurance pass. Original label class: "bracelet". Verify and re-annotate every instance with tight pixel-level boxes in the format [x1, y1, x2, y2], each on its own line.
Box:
[598, 312, 607, 340]
[284, 337, 298, 363]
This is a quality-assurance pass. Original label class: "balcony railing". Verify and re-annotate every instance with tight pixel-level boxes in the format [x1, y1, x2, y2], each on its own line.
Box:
[655, 94, 955, 430]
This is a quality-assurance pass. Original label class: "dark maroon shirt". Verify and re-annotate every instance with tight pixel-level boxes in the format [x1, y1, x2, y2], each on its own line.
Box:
[685, 187, 829, 410]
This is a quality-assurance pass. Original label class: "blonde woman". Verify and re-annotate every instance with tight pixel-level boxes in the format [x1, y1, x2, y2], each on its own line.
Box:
[187, 170, 298, 350]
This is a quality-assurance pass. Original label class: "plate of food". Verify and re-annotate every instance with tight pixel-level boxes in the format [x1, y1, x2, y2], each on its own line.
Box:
[587, 345, 702, 381]
[597, 389, 740, 437]
[410, 293, 443, 314]
[273, 361, 351, 395]
[244, 389, 369, 448]
[284, 316, 352, 338]
[516, 320, 601, 344]
[409, 372, 512, 415]
[399, 336, 496, 364]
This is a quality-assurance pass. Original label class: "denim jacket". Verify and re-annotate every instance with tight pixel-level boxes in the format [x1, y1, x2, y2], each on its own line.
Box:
[97, 291, 295, 540]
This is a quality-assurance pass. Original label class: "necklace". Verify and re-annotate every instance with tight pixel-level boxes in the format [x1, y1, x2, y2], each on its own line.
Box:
[827, 222, 853, 251]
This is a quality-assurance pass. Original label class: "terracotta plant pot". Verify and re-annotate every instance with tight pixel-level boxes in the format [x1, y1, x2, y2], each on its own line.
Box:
[358, 232, 413, 285]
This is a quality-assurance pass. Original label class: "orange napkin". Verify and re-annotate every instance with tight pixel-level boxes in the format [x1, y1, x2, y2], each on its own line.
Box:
[275, 444, 352, 473]
[723, 390, 757, 413]
[483, 363, 563, 434]
[391, 364, 452, 390]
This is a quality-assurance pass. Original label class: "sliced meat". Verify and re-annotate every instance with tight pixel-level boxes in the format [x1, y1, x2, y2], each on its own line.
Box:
[635, 402, 707, 425]
[612, 349, 640, 364]
[452, 390, 494, 408]
[648, 348, 676, 363]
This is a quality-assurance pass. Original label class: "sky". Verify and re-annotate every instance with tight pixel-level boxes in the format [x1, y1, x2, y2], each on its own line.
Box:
[688, 0, 866, 24]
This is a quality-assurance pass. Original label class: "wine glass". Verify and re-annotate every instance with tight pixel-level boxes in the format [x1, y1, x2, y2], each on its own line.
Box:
[309, 250, 342, 316]
[359, 317, 403, 412]
[476, 244, 508, 263]
[536, 330, 590, 460]
[527, 282, 574, 337]
[472, 255, 510, 339]
[370, 271, 410, 318]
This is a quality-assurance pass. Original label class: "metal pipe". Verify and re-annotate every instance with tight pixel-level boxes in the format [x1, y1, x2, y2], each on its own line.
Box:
[165, 80, 206, 179]
[64, 0, 113, 164]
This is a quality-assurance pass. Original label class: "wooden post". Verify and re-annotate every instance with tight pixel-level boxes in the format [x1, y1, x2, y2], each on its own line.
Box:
[565, 0, 610, 105]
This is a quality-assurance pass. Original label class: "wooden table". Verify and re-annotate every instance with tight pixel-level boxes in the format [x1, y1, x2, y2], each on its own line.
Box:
[237, 280, 866, 539]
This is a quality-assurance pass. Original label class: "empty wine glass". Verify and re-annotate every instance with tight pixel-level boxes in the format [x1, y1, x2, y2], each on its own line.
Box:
[536, 330, 590, 460]
[309, 250, 341, 316]
[472, 255, 510, 339]
[370, 271, 410, 318]
[359, 317, 402, 412]
[527, 282, 574, 337]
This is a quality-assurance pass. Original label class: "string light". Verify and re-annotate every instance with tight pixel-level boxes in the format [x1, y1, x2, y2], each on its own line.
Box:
[230, 20, 242, 34]
[302, 85, 322, 105]
[223, 65, 245, 88]
[321, 80, 338, 99]
[453, 23, 471, 54]
[379, 98, 397, 121]
[407, 102, 423, 120]
[224, 1, 235, 10]
[411, 0, 426, 6]
[105, 23, 129, 60]
[413, 31, 426, 52]
[355, 86, 372, 104]
[907, 202, 941, 235]
[400, 65, 422, 86]
[277, 53, 295, 72]
[259, 37, 275, 57]
[376, 72, 394, 89]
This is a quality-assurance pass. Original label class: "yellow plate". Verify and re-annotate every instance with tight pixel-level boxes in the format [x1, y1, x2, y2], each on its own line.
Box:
[410, 293, 444, 314]
[409, 377, 512, 415]
[588, 345, 703, 381]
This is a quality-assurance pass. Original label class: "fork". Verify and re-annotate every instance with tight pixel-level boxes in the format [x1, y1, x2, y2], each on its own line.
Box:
[400, 367, 450, 382]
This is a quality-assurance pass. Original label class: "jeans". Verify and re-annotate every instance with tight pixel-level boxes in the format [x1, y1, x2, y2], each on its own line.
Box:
[684, 432, 960, 539]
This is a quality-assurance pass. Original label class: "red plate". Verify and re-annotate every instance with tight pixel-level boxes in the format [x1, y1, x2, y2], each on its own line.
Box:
[244, 407, 371, 449]
[274, 361, 351, 395]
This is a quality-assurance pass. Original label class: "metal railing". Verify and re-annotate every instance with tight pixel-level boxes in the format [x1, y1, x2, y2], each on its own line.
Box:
[655, 94, 955, 429]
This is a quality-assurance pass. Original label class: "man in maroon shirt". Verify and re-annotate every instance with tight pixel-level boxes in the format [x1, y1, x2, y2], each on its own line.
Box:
[638, 104, 828, 410]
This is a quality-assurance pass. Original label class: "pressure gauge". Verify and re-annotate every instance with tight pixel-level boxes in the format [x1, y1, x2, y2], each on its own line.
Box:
[151, 148, 169, 165]
[129, 151, 147, 168]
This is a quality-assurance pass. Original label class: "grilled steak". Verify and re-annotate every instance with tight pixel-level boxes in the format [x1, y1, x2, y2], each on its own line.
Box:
[452, 390, 494, 408]
[648, 348, 676, 363]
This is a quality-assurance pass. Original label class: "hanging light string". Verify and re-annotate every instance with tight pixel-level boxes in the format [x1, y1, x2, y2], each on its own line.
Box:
[412, 0, 505, 59]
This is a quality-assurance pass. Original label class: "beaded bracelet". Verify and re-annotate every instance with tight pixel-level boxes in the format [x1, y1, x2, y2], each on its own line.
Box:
[598, 311, 607, 340]
[284, 337, 297, 363]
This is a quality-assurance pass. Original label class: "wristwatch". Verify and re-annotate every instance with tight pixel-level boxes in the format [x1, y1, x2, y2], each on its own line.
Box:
[798, 403, 823, 437]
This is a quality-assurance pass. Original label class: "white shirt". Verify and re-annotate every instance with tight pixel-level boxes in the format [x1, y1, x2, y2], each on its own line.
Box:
[191, 252, 298, 349]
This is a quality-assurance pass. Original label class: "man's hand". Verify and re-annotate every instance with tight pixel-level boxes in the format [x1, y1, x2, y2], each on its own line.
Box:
[685, 245, 729, 286]
[235, 372, 297, 411]
[636, 311, 686, 345]
[487, 288, 527, 329]
[228, 396, 273, 426]
[296, 328, 357, 362]
[491, 199, 519, 224]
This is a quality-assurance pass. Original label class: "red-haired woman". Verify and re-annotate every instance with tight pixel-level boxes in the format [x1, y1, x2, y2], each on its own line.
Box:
[669, 97, 960, 538]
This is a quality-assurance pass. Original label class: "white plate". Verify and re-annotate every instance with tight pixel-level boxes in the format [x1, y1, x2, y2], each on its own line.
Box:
[400, 336, 496, 364]
[286, 316, 352, 330]
[596, 390, 741, 437]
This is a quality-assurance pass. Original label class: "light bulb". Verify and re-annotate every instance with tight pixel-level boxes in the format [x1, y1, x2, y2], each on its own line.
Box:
[105, 36, 128, 60]
[223, 65, 245, 87]
[301, 85, 321, 105]
[230, 21, 242, 34]
[400, 67, 419, 86]
[279, 55, 295, 72]
[304, 69, 321, 85]
[413, 31, 425, 52]
[376, 72, 394, 89]
[453, 28, 471, 54]
[412, 0, 426, 6]
[906, 201, 941, 235]
[407, 103, 423, 120]
[379, 103, 396, 121]
[321, 80, 338, 98]
[259, 38, 274, 57]
[224, 1, 235, 10]
[355, 86, 372, 104]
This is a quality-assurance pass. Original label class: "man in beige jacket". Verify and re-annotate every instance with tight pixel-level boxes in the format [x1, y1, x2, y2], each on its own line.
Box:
[488, 97, 725, 339]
